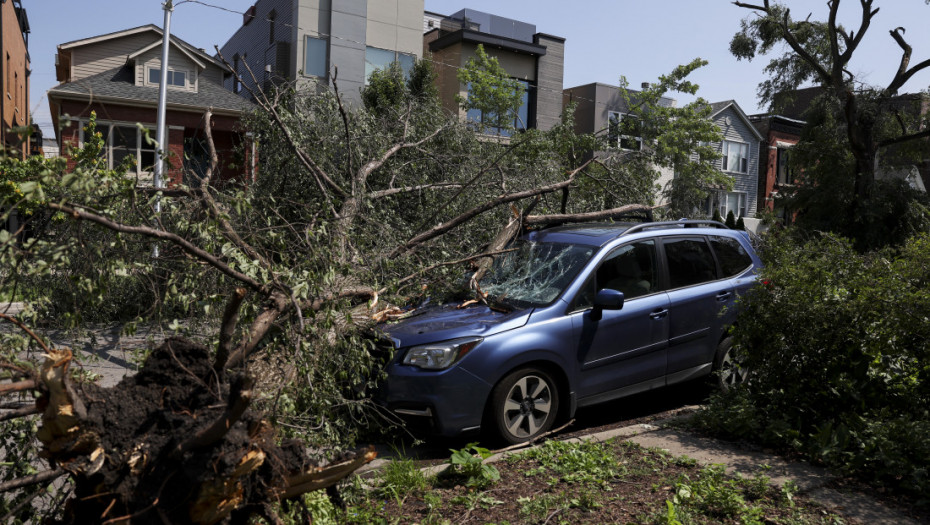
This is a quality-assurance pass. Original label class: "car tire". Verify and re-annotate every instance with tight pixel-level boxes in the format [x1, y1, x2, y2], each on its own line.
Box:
[714, 336, 749, 391]
[489, 367, 560, 445]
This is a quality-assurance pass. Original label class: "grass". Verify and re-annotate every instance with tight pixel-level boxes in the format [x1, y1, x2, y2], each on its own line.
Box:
[303, 439, 848, 524]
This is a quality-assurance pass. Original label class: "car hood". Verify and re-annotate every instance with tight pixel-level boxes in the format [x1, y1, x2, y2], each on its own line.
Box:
[378, 303, 531, 348]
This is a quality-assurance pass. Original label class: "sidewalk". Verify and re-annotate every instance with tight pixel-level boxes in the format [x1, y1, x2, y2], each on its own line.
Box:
[1, 301, 164, 387]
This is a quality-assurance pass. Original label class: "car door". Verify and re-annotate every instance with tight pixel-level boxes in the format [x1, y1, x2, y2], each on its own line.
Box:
[661, 236, 731, 377]
[570, 239, 670, 402]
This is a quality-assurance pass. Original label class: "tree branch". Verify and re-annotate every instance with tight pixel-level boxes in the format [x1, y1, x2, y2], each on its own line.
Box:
[886, 27, 930, 95]
[214, 48, 348, 205]
[523, 204, 655, 226]
[388, 159, 594, 260]
[0, 312, 52, 354]
[47, 203, 263, 292]
[215, 288, 247, 373]
[877, 126, 930, 148]
[223, 291, 290, 370]
[0, 404, 40, 422]
[0, 469, 65, 494]
[366, 182, 464, 199]
[175, 376, 253, 456]
[0, 380, 38, 395]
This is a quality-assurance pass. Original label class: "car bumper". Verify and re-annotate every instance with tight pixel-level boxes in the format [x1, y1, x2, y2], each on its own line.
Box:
[378, 362, 492, 437]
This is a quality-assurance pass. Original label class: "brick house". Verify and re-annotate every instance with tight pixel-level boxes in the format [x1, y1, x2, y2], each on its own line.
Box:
[748, 113, 805, 223]
[1, 0, 31, 159]
[47, 25, 256, 187]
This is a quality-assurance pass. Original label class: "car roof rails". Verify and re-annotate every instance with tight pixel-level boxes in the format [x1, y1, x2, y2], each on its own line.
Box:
[621, 219, 729, 236]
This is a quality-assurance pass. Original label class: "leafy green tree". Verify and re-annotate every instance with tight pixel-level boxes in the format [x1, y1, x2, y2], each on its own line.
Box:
[731, 0, 930, 244]
[0, 48, 657, 522]
[456, 44, 525, 135]
[697, 232, 930, 500]
[610, 59, 729, 218]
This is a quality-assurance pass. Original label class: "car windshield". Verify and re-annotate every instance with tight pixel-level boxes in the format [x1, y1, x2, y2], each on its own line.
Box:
[481, 241, 595, 308]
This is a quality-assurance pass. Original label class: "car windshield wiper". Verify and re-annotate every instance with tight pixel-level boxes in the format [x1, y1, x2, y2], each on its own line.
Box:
[484, 293, 515, 313]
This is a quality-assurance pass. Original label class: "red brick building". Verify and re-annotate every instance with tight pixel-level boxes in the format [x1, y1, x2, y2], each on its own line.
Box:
[749, 113, 805, 223]
[47, 25, 256, 186]
[1, 0, 31, 159]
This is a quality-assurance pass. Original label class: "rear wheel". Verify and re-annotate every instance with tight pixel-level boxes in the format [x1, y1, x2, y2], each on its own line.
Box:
[489, 367, 559, 445]
[714, 336, 749, 391]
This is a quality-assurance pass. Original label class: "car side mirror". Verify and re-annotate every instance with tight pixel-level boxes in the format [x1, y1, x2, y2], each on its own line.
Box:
[590, 289, 624, 321]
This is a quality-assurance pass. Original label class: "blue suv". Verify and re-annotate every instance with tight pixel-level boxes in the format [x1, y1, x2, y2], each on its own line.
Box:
[376, 220, 761, 444]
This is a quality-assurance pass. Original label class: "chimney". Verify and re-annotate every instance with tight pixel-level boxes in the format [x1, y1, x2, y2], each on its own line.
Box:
[244, 5, 256, 25]
[641, 82, 650, 90]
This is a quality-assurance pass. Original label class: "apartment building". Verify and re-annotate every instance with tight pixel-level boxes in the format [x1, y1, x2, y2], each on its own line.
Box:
[219, 0, 424, 104]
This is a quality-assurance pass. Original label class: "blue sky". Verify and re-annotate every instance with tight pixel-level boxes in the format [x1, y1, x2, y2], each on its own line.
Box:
[26, 0, 930, 136]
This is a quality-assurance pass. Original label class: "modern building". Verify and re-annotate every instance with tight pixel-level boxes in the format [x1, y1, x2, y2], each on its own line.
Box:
[219, 0, 425, 105]
[563, 81, 677, 194]
[424, 9, 565, 133]
[1, 0, 31, 159]
[48, 25, 256, 186]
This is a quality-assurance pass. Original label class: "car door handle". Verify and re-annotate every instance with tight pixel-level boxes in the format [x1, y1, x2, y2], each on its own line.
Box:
[650, 308, 668, 320]
[716, 291, 733, 301]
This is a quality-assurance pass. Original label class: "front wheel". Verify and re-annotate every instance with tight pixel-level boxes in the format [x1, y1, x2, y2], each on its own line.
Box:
[714, 336, 749, 392]
[489, 367, 559, 445]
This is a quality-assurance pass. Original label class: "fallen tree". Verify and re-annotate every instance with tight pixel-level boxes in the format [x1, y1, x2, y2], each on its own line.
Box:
[0, 57, 706, 522]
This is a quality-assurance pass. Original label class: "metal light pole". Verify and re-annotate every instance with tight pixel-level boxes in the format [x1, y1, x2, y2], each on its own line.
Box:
[153, 0, 173, 257]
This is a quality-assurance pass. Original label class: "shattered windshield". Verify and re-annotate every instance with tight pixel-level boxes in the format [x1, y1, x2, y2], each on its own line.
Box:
[481, 241, 595, 308]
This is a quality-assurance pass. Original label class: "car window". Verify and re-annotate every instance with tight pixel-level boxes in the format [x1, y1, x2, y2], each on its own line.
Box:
[573, 240, 657, 310]
[710, 235, 753, 277]
[663, 237, 718, 289]
[482, 241, 595, 308]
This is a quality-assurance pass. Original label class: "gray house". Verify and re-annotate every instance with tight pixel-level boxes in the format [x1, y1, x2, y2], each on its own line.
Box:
[706, 100, 764, 220]
[219, 0, 424, 104]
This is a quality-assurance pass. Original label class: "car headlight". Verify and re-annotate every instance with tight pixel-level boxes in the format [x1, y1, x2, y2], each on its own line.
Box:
[401, 337, 483, 370]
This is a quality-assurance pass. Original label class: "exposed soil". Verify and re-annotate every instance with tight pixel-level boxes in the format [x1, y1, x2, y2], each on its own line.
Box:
[49, 337, 320, 524]
[352, 440, 852, 524]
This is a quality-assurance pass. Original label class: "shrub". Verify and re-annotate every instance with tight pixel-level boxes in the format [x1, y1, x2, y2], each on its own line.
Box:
[696, 231, 930, 502]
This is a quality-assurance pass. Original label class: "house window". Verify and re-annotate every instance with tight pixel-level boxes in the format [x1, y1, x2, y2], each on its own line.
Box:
[722, 140, 749, 173]
[719, 191, 747, 218]
[79, 120, 157, 175]
[607, 111, 643, 151]
[776, 147, 793, 185]
[364, 46, 416, 83]
[465, 80, 530, 137]
[304, 36, 327, 78]
[148, 67, 187, 87]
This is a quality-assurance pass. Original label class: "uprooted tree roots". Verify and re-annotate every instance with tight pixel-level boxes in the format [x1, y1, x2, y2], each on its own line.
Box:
[18, 337, 374, 524]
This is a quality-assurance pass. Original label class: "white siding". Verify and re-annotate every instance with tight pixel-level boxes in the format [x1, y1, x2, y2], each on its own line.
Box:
[70, 33, 160, 81]
[135, 48, 200, 93]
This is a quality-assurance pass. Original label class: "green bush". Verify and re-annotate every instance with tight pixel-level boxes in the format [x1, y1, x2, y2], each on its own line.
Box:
[696, 231, 930, 503]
